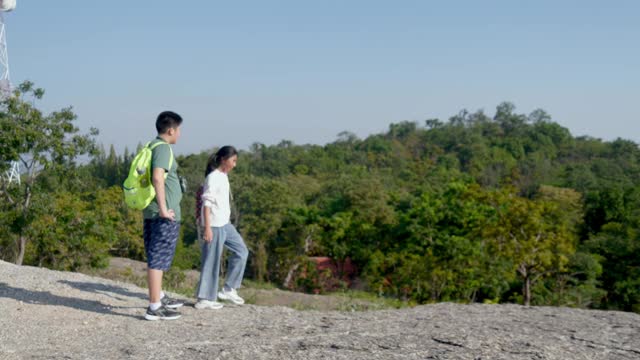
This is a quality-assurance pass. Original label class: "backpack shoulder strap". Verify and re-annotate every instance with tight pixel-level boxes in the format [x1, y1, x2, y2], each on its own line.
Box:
[148, 140, 166, 150]
[148, 140, 174, 172]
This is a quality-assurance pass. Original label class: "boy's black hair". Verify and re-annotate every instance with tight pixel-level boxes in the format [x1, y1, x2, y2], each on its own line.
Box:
[156, 111, 183, 134]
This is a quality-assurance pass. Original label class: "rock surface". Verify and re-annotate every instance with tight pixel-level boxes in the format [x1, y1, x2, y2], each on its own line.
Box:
[1, 260, 639, 360]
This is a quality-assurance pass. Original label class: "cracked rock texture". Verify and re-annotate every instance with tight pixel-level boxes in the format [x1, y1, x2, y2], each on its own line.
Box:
[1, 260, 639, 359]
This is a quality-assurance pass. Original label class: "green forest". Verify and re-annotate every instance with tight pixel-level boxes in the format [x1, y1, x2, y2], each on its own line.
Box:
[2, 82, 640, 312]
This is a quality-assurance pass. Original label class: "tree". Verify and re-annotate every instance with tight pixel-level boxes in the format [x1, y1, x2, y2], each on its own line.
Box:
[234, 175, 299, 281]
[0, 81, 98, 265]
[27, 191, 110, 270]
[482, 188, 577, 305]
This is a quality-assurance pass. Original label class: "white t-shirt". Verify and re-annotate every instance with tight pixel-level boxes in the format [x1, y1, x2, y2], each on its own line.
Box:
[201, 169, 231, 227]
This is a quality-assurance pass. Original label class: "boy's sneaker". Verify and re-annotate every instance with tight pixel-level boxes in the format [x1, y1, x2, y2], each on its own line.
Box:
[161, 295, 184, 309]
[144, 305, 181, 321]
[194, 299, 224, 310]
[217, 288, 245, 305]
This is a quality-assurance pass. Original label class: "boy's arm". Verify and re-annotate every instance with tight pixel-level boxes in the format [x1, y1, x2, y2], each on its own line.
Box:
[152, 167, 175, 220]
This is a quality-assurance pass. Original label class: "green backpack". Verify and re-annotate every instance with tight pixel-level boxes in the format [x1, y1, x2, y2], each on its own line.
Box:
[123, 141, 173, 210]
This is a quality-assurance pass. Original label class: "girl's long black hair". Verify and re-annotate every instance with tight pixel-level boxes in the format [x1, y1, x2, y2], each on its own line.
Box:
[205, 145, 238, 177]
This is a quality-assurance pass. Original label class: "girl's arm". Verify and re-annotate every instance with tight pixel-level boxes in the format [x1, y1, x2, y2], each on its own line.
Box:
[203, 204, 213, 242]
[201, 173, 222, 208]
[201, 173, 219, 242]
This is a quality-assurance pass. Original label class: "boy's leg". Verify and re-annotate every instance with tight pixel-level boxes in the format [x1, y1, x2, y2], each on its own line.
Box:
[222, 224, 248, 290]
[148, 269, 163, 303]
[196, 226, 226, 300]
[143, 218, 181, 320]
[144, 219, 180, 302]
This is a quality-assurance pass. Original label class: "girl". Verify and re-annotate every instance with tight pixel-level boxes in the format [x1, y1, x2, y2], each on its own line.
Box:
[195, 146, 248, 309]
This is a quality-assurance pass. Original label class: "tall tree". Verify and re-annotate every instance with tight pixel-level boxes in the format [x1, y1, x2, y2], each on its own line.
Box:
[482, 188, 577, 305]
[0, 81, 98, 265]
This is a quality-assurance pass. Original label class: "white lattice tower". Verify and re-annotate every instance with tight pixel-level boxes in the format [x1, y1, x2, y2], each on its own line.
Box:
[5, 160, 20, 185]
[0, 12, 11, 97]
[0, 1, 18, 185]
[0, 0, 15, 100]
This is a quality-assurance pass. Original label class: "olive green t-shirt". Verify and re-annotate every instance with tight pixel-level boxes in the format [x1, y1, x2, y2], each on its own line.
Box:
[143, 137, 183, 222]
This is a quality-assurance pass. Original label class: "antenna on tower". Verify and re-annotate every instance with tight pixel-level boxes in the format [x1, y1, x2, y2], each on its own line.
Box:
[0, 0, 19, 186]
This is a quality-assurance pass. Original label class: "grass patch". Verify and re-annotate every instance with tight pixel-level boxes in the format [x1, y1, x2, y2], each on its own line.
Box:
[83, 257, 415, 311]
[320, 289, 415, 312]
[242, 279, 278, 290]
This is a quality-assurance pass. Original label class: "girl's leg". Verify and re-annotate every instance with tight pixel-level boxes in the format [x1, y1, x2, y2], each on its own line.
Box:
[195, 226, 226, 300]
[222, 224, 249, 289]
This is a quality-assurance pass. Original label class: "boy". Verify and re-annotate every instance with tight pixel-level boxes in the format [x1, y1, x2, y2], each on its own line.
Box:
[142, 111, 185, 320]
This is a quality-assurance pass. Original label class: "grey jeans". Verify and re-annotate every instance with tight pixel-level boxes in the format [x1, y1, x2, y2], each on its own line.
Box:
[196, 223, 249, 301]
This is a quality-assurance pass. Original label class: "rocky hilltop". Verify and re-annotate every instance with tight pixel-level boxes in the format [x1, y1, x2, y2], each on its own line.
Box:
[1, 260, 639, 359]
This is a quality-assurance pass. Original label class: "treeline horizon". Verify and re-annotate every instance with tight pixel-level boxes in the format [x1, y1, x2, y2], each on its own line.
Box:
[2, 83, 639, 312]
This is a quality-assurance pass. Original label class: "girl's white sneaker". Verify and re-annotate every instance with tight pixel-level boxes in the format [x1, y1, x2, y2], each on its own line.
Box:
[217, 288, 245, 305]
[194, 299, 224, 310]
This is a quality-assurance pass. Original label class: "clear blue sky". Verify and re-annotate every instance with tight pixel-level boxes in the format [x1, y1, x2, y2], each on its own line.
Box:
[6, 1, 639, 155]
